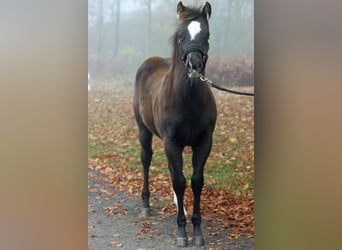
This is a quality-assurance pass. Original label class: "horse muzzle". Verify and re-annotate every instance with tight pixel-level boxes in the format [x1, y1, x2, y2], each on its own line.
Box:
[182, 46, 208, 78]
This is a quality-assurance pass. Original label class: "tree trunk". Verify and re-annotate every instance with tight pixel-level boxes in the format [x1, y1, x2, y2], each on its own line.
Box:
[97, 0, 104, 56]
[113, 0, 121, 58]
[146, 0, 152, 57]
[223, 0, 233, 53]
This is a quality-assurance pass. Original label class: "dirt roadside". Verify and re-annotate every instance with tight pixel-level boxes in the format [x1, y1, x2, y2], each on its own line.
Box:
[88, 169, 253, 250]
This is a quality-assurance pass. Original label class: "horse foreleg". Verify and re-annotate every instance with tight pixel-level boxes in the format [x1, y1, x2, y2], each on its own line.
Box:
[173, 190, 187, 216]
[191, 134, 213, 246]
[139, 127, 153, 217]
[164, 141, 187, 247]
[173, 172, 187, 247]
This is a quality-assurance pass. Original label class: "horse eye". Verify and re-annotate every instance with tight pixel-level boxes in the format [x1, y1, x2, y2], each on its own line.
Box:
[178, 35, 185, 43]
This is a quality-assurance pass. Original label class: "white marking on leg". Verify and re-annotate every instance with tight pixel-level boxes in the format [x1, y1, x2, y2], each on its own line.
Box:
[173, 190, 178, 208]
[187, 21, 201, 41]
[173, 190, 187, 216]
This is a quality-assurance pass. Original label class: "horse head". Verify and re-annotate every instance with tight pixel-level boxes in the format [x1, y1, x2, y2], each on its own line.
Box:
[176, 1, 211, 78]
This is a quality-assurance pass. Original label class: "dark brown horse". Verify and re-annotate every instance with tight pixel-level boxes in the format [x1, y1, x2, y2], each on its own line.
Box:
[133, 1, 216, 247]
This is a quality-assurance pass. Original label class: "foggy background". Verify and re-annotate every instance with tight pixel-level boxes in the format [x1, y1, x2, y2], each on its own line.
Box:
[88, 0, 254, 86]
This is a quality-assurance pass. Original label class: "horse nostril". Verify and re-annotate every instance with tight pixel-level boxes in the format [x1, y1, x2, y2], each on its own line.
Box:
[185, 53, 204, 73]
[188, 60, 193, 69]
[185, 54, 191, 68]
[193, 61, 203, 71]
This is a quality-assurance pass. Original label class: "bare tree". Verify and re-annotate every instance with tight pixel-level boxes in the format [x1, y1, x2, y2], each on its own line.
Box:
[97, 0, 104, 56]
[146, 0, 152, 57]
[112, 0, 121, 58]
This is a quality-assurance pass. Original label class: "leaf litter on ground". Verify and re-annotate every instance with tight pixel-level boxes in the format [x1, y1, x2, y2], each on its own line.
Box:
[88, 80, 254, 239]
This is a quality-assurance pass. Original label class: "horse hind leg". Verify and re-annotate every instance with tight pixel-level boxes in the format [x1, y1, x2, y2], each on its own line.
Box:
[138, 125, 153, 217]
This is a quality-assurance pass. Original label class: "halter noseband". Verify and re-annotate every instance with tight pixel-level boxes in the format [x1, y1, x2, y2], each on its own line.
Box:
[181, 45, 208, 65]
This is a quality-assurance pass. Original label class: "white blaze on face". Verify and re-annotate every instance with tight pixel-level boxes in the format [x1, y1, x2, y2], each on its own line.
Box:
[187, 21, 201, 41]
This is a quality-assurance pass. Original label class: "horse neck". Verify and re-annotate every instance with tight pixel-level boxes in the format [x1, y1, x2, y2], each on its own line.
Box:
[169, 50, 203, 97]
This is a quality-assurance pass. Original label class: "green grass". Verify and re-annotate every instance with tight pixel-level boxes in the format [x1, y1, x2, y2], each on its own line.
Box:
[88, 141, 108, 159]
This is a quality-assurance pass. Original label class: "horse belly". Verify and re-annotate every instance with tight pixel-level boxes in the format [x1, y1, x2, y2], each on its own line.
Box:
[139, 101, 160, 137]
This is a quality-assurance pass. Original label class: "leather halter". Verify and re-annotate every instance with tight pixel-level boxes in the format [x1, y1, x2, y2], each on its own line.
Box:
[181, 45, 208, 65]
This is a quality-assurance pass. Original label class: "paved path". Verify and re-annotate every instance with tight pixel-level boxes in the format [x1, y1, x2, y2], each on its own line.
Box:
[88, 170, 253, 249]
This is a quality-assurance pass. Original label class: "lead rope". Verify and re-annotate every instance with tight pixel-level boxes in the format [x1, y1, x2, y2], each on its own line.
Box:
[200, 75, 255, 97]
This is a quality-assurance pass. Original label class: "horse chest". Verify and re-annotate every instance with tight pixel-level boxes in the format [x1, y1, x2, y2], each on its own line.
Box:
[155, 96, 215, 146]
[173, 115, 207, 146]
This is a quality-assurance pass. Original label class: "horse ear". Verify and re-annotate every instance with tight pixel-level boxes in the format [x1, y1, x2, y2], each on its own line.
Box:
[177, 1, 185, 18]
[201, 2, 212, 19]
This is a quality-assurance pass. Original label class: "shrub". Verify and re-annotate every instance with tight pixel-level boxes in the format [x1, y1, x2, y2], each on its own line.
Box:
[206, 55, 254, 87]
[88, 53, 127, 80]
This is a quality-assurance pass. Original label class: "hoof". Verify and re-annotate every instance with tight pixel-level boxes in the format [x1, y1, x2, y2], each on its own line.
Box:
[193, 236, 205, 246]
[141, 207, 150, 218]
[176, 237, 188, 247]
